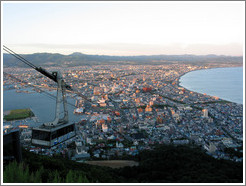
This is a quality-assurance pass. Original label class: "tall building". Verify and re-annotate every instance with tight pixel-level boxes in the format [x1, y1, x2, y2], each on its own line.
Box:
[202, 109, 208, 118]
[102, 124, 108, 132]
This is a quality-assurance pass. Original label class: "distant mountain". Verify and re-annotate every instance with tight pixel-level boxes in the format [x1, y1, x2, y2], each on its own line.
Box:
[69, 52, 86, 56]
[3, 52, 243, 68]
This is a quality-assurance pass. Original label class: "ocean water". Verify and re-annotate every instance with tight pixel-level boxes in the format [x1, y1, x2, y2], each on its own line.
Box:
[3, 66, 244, 128]
[179, 67, 243, 104]
[3, 88, 84, 127]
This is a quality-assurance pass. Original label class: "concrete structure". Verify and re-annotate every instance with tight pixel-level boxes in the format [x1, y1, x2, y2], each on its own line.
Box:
[203, 109, 208, 118]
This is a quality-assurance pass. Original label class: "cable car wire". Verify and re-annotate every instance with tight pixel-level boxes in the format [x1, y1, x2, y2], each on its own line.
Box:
[3, 72, 77, 108]
[3, 45, 37, 69]
[3, 46, 92, 103]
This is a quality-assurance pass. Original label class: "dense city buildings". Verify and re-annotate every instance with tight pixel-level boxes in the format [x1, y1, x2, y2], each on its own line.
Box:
[3, 62, 243, 162]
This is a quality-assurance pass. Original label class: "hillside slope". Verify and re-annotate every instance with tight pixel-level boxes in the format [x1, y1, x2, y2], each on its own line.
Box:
[3, 144, 243, 183]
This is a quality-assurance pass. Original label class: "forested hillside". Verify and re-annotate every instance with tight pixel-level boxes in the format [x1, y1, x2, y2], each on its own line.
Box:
[3, 144, 243, 183]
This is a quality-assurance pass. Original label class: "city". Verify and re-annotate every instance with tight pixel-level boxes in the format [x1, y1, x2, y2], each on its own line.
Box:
[2, 1, 244, 184]
[3, 62, 243, 163]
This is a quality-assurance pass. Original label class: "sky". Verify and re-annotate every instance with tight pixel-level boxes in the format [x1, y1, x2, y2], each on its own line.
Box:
[2, 1, 245, 56]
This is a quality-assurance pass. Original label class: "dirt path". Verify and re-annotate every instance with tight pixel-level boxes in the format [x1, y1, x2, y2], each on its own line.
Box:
[85, 160, 139, 169]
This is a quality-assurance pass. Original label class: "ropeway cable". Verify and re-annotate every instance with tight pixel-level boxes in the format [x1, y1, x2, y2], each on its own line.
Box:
[3, 45, 37, 69]
[3, 72, 77, 108]
[3, 46, 92, 103]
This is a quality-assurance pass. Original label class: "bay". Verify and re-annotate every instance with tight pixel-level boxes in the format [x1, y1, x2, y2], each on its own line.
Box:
[179, 66, 243, 104]
[3, 88, 85, 127]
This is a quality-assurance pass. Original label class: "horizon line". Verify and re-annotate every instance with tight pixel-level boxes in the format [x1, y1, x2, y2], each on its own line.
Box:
[3, 52, 243, 58]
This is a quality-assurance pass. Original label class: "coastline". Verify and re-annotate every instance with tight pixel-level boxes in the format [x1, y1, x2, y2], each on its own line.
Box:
[177, 65, 243, 105]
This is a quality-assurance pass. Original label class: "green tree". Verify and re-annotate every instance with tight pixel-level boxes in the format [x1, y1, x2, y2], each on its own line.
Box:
[77, 173, 89, 183]
[52, 170, 63, 183]
[65, 170, 74, 183]
[3, 161, 42, 183]
[65, 170, 89, 183]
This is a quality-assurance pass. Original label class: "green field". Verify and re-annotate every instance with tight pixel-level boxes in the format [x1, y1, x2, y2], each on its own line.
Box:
[4, 108, 34, 121]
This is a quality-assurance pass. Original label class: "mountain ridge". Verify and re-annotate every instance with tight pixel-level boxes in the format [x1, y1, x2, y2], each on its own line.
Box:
[3, 52, 243, 67]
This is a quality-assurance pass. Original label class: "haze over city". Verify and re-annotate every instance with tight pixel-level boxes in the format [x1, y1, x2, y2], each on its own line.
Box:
[2, 1, 245, 56]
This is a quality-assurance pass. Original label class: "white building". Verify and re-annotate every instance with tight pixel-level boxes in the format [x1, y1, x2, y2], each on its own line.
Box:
[74, 107, 84, 114]
[202, 109, 208, 118]
[102, 124, 108, 132]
